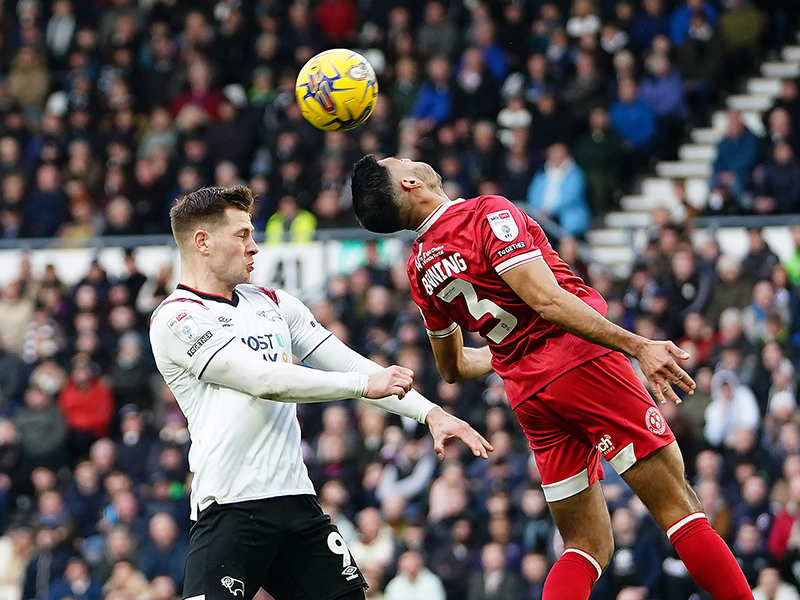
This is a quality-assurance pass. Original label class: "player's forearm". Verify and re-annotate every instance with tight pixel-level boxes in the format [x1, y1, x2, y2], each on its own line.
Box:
[454, 346, 494, 380]
[538, 289, 646, 358]
[303, 335, 437, 422]
[202, 343, 368, 402]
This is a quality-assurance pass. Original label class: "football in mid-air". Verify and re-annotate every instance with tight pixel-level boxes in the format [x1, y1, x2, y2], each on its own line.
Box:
[295, 49, 378, 131]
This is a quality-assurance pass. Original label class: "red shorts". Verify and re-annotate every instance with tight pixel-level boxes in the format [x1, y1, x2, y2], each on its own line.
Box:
[513, 351, 675, 502]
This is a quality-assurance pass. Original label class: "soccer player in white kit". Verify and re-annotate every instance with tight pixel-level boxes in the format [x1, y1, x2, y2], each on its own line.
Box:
[149, 186, 493, 600]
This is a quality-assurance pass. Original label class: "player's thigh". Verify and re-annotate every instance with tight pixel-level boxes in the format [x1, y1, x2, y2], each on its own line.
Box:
[620, 440, 702, 532]
[547, 481, 614, 568]
[184, 503, 278, 600]
[537, 352, 676, 477]
[261, 496, 367, 600]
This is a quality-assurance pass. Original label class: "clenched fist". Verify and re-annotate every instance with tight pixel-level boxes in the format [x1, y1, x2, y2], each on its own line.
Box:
[365, 365, 414, 399]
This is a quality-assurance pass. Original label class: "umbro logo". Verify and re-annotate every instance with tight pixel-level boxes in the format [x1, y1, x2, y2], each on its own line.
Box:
[221, 576, 244, 596]
[218, 316, 234, 328]
[342, 566, 359, 581]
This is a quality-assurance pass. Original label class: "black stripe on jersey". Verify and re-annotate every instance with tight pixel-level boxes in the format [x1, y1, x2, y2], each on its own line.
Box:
[198, 337, 235, 379]
[177, 284, 240, 307]
[299, 332, 334, 363]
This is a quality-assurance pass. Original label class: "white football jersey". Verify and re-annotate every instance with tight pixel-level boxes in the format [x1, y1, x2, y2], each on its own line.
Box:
[149, 283, 332, 519]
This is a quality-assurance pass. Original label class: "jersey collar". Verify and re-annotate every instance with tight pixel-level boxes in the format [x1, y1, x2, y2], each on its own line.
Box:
[415, 198, 465, 238]
[177, 283, 240, 307]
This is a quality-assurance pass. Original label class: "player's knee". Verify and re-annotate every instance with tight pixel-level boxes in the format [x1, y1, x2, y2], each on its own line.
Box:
[684, 479, 703, 512]
[596, 536, 614, 569]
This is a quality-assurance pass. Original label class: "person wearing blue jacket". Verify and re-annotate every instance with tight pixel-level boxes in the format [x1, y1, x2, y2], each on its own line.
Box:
[412, 56, 453, 131]
[712, 110, 761, 199]
[526, 142, 591, 237]
[609, 78, 657, 151]
[670, 0, 718, 46]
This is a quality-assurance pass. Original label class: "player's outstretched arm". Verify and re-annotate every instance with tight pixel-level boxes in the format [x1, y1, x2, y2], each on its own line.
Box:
[501, 258, 696, 405]
[427, 326, 493, 383]
[303, 335, 493, 459]
[200, 340, 413, 402]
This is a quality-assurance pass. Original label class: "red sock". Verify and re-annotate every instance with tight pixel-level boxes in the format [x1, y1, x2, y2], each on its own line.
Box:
[542, 548, 602, 600]
[668, 512, 752, 600]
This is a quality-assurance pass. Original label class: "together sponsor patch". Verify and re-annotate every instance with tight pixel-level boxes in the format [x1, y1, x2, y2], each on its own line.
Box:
[496, 241, 526, 258]
[187, 331, 214, 356]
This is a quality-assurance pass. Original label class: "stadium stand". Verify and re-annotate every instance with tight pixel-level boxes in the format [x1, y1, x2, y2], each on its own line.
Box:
[2, 1, 800, 600]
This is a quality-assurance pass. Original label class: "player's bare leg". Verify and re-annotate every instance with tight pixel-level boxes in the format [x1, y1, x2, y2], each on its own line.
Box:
[544, 481, 612, 600]
[622, 441, 752, 600]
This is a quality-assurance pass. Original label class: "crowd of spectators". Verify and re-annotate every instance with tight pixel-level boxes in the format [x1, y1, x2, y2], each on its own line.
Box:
[3, 1, 800, 600]
[0, 0, 794, 244]
[2, 219, 800, 600]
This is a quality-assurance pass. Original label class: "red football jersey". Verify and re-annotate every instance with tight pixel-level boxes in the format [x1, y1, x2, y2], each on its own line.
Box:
[408, 195, 611, 408]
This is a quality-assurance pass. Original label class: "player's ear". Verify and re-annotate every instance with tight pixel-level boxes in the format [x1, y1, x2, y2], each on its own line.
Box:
[193, 228, 211, 255]
[400, 176, 422, 191]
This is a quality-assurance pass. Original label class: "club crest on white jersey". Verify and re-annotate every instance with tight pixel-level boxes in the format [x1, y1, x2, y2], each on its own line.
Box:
[487, 210, 519, 241]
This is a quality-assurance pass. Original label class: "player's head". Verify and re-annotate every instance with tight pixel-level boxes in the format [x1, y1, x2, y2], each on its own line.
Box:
[351, 154, 444, 233]
[169, 186, 258, 287]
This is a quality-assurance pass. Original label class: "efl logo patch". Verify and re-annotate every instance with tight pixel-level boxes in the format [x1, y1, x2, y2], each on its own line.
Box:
[645, 406, 666, 435]
[487, 210, 519, 241]
[167, 312, 199, 343]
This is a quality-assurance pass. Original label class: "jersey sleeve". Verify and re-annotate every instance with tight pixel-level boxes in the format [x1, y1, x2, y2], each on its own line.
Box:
[477, 196, 543, 276]
[149, 300, 236, 380]
[275, 290, 333, 361]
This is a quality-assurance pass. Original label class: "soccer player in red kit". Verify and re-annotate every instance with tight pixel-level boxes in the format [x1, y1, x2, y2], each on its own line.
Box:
[350, 155, 752, 600]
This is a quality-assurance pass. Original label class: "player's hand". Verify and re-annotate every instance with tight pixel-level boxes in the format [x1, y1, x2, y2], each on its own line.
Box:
[636, 340, 696, 405]
[425, 406, 494, 460]
[365, 366, 414, 399]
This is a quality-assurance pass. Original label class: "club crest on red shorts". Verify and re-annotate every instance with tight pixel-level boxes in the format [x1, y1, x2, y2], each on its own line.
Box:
[645, 406, 666, 435]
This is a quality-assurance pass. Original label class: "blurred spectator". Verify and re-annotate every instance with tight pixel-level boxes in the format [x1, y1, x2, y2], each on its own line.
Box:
[704, 370, 760, 447]
[560, 51, 606, 127]
[710, 111, 761, 209]
[572, 107, 625, 213]
[744, 229, 781, 282]
[46, 556, 101, 600]
[670, 0, 719, 46]
[58, 354, 114, 459]
[595, 506, 663, 598]
[719, 0, 766, 82]
[466, 542, 519, 600]
[417, 2, 458, 61]
[265, 195, 317, 244]
[754, 566, 800, 600]
[429, 519, 476, 600]
[631, 0, 670, 52]
[412, 56, 453, 132]
[609, 78, 657, 157]
[7, 47, 51, 114]
[526, 143, 591, 238]
[753, 142, 800, 214]
[734, 523, 770, 588]
[14, 384, 67, 470]
[0, 527, 33, 600]
[706, 254, 753, 326]
[138, 513, 186, 587]
[349, 507, 395, 573]
[385, 550, 446, 600]
[639, 51, 689, 159]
